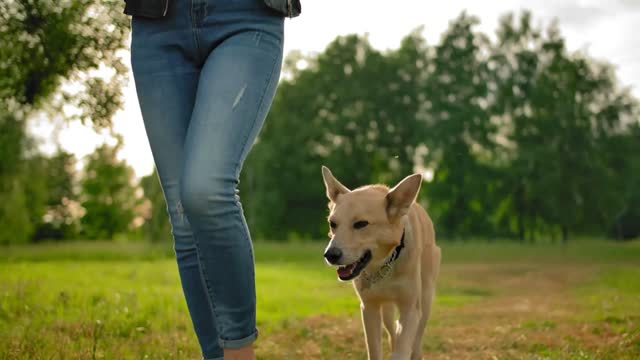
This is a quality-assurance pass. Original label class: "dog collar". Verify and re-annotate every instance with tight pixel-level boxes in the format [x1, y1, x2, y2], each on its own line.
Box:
[360, 229, 405, 290]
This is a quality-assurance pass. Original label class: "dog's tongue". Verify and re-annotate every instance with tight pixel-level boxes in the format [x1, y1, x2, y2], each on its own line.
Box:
[337, 263, 356, 278]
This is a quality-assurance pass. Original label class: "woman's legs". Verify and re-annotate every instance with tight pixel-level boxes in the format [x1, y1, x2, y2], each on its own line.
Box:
[133, 71, 226, 359]
[133, 67, 227, 360]
[131, 0, 283, 358]
[180, 26, 283, 355]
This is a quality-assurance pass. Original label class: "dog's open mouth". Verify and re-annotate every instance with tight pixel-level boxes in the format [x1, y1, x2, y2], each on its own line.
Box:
[337, 250, 372, 281]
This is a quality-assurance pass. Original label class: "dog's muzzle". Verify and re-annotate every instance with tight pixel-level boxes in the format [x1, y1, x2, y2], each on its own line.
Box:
[324, 247, 343, 265]
[335, 250, 372, 281]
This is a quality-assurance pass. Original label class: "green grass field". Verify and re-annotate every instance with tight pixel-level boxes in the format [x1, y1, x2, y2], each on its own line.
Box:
[1, 240, 639, 359]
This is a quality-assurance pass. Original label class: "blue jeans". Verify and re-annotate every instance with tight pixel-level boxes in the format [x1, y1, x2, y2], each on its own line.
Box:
[130, 0, 284, 358]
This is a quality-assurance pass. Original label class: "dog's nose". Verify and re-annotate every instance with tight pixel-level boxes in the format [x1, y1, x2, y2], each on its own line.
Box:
[324, 247, 343, 264]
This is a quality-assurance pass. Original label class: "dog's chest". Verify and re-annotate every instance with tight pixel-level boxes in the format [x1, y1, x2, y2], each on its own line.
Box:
[355, 276, 405, 302]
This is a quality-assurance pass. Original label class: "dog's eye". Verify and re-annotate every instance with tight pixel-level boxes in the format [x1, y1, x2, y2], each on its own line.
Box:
[353, 221, 369, 229]
[330, 221, 337, 229]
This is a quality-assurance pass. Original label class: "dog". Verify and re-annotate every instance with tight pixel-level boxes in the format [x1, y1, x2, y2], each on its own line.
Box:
[321, 166, 441, 360]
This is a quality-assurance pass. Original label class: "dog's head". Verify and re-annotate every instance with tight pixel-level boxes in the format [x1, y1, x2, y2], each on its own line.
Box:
[321, 166, 422, 281]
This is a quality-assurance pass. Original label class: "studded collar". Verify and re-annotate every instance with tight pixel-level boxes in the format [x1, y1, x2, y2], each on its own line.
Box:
[359, 229, 405, 290]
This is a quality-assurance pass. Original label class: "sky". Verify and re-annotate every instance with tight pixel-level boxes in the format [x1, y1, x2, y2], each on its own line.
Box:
[30, 0, 640, 178]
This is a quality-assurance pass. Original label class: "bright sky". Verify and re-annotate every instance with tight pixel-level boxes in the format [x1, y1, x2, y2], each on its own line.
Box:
[30, 0, 640, 178]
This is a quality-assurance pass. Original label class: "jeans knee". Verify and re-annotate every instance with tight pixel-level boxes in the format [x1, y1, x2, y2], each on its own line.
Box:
[180, 179, 207, 218]
[179, 174, 239, 219]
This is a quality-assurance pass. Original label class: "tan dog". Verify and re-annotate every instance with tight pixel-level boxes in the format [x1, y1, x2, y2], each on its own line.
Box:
[321, 166, 441, 360]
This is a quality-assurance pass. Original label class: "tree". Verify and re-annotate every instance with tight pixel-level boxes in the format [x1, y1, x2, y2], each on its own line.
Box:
[32, 150, 81, 241]
[239, 11, 640, 242]
[0, 112, 32, 244]
[0, 0, 129, 121]
[0, 0, 129, 243]
[489, 12, 639, 242]
[242, 32, 432, 239]
[419, 13, 496, 239]
[79, 141, 138, 240]
[601, 117, 640, 240]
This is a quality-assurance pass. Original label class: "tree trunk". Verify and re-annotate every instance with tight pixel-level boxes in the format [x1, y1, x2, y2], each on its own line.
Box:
[561, 225, 569, 244]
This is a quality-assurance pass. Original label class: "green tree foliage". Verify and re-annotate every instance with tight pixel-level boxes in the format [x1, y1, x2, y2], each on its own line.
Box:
[0, 0, 129, 243]
[605, 124, 640, 240]
[489, 12, 639, 242]
[0, 112, 32, 244]
[21, 153, 49, 234]
[420, 13, 495, 239]
[0, 122, 83, 243]
[79, 141, 138, 240]
[241, 11, 639, 241]
[0, 0, 129, 120]
[32, 151, 81, 241]
[242, 32, 432, 240]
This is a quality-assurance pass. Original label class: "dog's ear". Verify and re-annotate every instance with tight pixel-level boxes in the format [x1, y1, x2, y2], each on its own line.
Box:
[322, 166, 350, 203]
[386, 173, 422, 221]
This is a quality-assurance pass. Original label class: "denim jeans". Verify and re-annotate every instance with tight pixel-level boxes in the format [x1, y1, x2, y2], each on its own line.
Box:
[130, 0, 284, 358]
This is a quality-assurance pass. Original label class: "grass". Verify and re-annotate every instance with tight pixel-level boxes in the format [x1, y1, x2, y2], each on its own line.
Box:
[1, 239, 639, 359]
[4, 238, 640, 263]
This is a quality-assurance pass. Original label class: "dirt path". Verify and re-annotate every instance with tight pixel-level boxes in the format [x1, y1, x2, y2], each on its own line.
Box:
[258, 264, 639, 359]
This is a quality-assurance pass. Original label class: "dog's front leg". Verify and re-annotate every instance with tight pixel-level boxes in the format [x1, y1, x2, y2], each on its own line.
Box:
[390, 298, 421, 360]
[361, 302, 382, 360]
